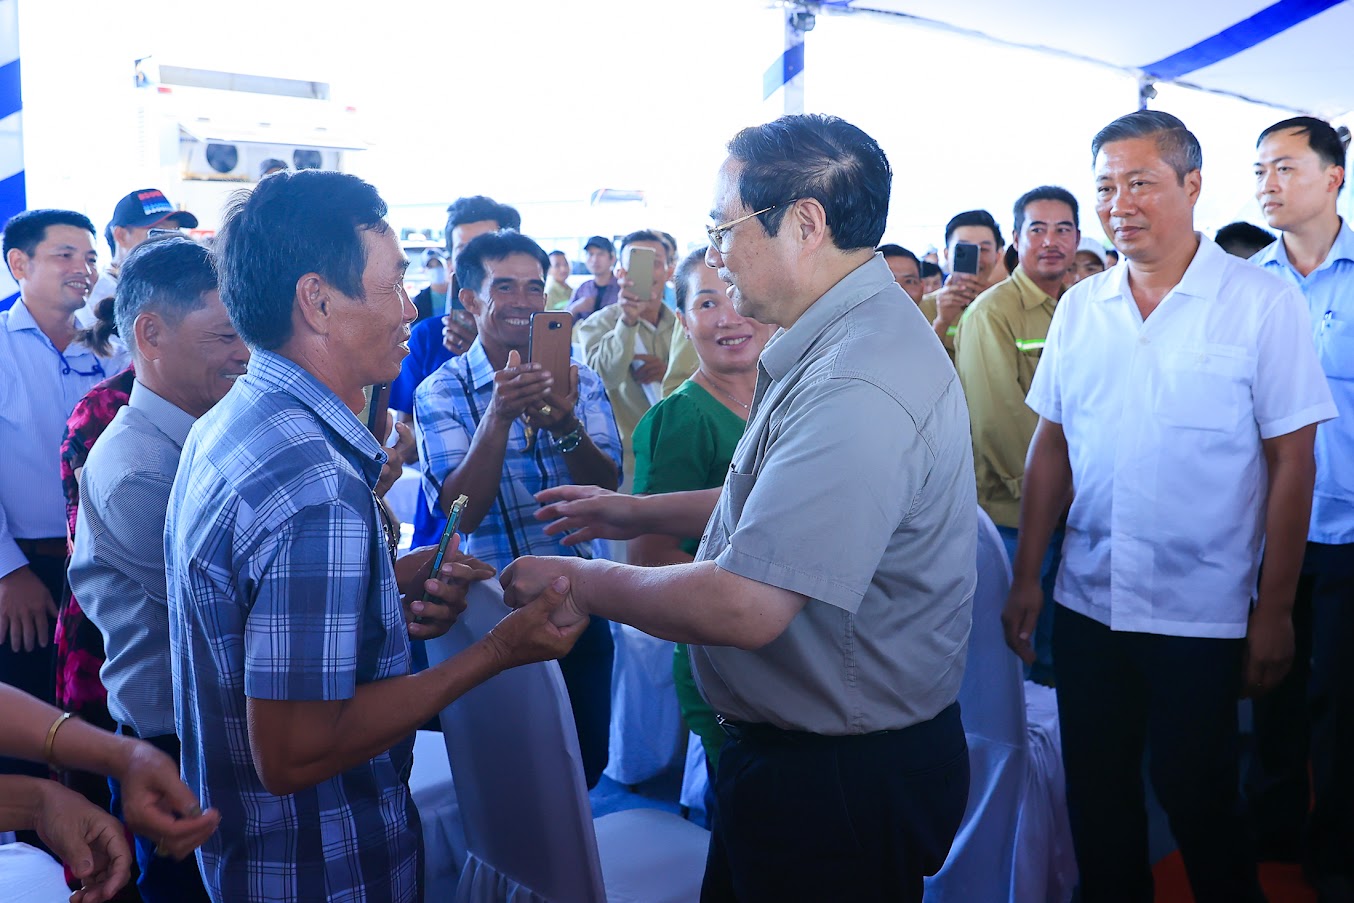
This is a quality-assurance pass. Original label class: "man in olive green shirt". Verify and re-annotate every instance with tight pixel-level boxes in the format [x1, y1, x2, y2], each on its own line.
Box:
[920, 209, 1005, 361]
[575, 230, 678, 488]
[954, 185, 1081, 684]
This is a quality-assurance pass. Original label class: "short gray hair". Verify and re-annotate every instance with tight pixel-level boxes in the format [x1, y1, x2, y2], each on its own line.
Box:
[1091, 110, 1202, 184]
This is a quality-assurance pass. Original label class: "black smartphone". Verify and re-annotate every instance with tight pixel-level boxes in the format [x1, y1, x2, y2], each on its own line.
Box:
[421, 494, 469, 605]
[952, 241, 980, 276]
[361, 383, 391, 440]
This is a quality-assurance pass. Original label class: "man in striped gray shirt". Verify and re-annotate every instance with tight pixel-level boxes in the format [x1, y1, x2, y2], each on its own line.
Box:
[68, 234, 247, 902]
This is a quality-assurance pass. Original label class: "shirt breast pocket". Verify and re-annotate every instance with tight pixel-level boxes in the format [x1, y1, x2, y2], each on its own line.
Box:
[720, 468, 758, 536]
[1318, 318, 1354, 380]
[1155, 345, 1253, 432]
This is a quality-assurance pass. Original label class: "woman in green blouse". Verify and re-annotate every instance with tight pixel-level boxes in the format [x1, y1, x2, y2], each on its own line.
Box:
[628, 248, 775, 773]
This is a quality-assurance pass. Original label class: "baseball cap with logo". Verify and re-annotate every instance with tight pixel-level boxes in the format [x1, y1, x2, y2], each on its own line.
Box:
[109, 189, 200, 231]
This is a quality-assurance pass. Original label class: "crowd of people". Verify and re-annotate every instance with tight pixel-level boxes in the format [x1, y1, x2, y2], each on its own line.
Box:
[0, 106, 1348, 903]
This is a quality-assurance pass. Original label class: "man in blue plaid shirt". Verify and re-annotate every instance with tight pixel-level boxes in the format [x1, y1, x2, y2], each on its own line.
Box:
[414, 230, 622, 787]
[167, 171, 586, 903]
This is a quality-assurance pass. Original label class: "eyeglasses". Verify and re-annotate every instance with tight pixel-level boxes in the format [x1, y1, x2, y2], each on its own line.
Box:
[706, 203, 789, 252]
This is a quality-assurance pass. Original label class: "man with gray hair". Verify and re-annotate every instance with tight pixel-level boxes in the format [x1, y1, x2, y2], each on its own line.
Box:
[503, 113, 974, 901]
[1006, 110, 1336, 901]
[69, 234, 245, 902]
[166, 171, 583, 902]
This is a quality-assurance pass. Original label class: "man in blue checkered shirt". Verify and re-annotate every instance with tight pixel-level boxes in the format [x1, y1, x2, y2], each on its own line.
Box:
[414, 230, 622, 787]
[166, 171, 586, 903]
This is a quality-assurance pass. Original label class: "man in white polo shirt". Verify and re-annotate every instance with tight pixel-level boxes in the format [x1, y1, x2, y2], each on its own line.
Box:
[1004, 110, 1336, 902]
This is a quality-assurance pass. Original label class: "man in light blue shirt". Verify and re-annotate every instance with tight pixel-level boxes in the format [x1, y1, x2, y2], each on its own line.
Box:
[69, 235, 247, 902]
[0, 209, 127, 781]
[1250, 115, 1354, 897]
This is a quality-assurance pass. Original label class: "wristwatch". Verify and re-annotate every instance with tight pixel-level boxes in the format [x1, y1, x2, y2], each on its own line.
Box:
[553, 426, 584, 453]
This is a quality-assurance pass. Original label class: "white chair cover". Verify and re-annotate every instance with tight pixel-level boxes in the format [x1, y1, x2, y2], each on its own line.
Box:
[424, 582, 709, 903]
[925, 508, 1027, 903]
[424, 584, 605, 903]
[1014, 682, 1078, 903]
[409, 729, 467, 901]
[455, 853, 550, 903]
[384, 466, 422, 528]
[593, 808, 710, 903]
[604, 622, 685, 786]
[678, 732, 709, 819]
[0, 842, 76, 902]
[924, 508, 1078, 902]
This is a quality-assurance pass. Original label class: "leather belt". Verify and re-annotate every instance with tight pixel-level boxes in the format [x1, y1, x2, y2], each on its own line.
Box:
[17, 537, 67, 559]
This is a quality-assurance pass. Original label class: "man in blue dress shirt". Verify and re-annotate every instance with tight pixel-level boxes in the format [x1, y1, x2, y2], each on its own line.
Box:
[1250, 115, 1354, 900]
[0, 209, 128, 779]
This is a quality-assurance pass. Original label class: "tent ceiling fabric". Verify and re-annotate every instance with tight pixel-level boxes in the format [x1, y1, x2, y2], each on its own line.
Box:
[819, 0, 1354, 117]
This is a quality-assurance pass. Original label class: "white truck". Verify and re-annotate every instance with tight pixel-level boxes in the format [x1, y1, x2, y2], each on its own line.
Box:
[132, 58, 369, 235]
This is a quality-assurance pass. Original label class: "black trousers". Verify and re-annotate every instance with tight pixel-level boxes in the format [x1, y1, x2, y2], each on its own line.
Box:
[1247, 541, 1354, 877]
[700, 703, 968, 903]
[0, 547, 64, 779]
[1054, 604, 1265, 903]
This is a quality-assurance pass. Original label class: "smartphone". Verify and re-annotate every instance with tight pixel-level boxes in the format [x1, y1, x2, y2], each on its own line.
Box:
[623, 245, 656, 302]
[952, 241, 980, 276]
[529, 311, 573, 392]
[360, 383, 392, 441]
[422, 494, 469, 605]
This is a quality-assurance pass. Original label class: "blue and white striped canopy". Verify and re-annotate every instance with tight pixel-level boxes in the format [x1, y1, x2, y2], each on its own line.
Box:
[808, 0, 1354, 118]
[0, 0, 21, 309]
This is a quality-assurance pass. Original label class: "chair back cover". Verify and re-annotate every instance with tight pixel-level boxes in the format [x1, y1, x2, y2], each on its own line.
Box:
[925, 507, 1028, 902]
[424, 582, 606, 903]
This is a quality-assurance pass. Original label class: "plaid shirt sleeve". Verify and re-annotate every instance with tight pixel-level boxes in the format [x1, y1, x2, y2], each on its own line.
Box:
[243, 500, 375, 702]
[575, 364, 625, 484]
[413, 371, 475, 518]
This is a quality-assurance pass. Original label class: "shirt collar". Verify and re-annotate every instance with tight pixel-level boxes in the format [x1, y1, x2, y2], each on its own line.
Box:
[128, 379, 198, 449]
[464, 338, 498, 391]
[637, 304, 677, 333]
[240, 349, 386, 467]
[1009, 266, 1059, 310]
[1091, 232, 1220, 303]
[1253, 216, 1354, 273]
[761, 254, 895, 380]
[4, 298, 42, 334]
[4, 298, 98, 359]
[1164, 233, 1224, 301]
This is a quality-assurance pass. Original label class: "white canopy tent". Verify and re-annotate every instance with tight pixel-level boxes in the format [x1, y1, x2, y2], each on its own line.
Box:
[766, 0, 1354, 118]
[746, 0, 1352, 253]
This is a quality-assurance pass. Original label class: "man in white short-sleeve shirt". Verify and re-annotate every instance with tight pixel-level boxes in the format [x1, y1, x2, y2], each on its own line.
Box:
[501, 113, 975, 902]
[1005, 110, 1336, 903]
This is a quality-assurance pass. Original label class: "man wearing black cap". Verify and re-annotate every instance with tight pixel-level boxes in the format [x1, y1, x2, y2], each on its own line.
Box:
[567, 235, 619, 321]
[87, 189, 197, 324]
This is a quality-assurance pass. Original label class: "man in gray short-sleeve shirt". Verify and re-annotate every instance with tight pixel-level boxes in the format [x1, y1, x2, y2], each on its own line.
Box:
[503, 113, 976, 902]
[689, 251, 974, 735]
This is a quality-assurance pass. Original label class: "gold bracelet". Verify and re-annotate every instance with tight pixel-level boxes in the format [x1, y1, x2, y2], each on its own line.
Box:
[43, 712, 74, 766]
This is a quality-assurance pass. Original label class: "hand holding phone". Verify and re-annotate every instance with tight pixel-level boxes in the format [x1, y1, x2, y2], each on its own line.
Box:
[951, 241, 981, 276]
[420, 494, 469, 610]
[620, 245, 657, 316]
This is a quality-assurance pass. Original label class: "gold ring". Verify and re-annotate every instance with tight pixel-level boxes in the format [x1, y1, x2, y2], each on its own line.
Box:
[539, 404, 552, 416]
